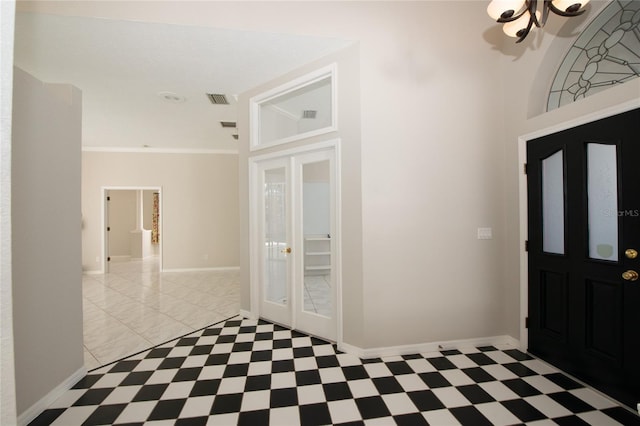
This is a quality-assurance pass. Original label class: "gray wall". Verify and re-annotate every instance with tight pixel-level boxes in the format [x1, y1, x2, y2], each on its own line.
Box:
[1, 1, 17, 423]
[11, 67, 83, 415]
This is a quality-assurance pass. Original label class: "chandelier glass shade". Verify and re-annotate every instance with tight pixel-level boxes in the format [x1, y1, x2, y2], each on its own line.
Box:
[487, 0, 590, 42]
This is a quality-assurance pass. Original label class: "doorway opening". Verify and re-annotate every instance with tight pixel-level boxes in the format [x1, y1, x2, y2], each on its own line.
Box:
[249, 141, 341, 343]
[102, 186, 162, 273]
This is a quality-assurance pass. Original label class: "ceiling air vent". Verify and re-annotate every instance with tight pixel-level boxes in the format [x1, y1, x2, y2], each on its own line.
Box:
[220, 121, 237, 128]
[206, 93, 230, 105]
[302, 110, 317, 119]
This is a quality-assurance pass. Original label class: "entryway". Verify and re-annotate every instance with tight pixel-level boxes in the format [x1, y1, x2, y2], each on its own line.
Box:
[250, 143, 340, 342]
[526, 108, 640, 409]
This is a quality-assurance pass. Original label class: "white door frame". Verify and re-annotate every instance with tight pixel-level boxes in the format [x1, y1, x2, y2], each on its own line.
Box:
[517, 99, 640, 351]
[101, 186, 163, 273]
[249, 139, 342, 343]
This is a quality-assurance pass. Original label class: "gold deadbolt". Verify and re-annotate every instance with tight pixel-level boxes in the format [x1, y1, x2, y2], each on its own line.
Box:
[281, 247, 292, 254]
[625, 248, 638, 259]
[622, 270, 639, 281]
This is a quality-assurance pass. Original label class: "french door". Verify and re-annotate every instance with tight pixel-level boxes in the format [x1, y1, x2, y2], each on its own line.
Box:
[527, 108, 640, 409]
[253, 146, 338, 341]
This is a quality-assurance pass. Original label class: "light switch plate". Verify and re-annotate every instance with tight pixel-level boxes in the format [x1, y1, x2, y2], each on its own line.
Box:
[477, 227, 493, 240]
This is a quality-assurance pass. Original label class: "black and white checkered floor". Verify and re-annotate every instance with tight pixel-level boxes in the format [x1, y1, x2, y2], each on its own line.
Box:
[31, 317, 640, 425]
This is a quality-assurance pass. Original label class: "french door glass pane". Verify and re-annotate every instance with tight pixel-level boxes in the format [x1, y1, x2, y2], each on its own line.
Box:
[264, 167, 287, 304]
[587, 143, 619, 261]
[542, 150, 565, 255]
[302, 160, 332, 317]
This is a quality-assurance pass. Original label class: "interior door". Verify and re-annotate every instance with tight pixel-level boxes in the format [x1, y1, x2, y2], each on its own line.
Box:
[258, 157, 292, 327]
[255, 147, 338, 341]
[295, 149, 337, 341]
[527, 108, 640, 409]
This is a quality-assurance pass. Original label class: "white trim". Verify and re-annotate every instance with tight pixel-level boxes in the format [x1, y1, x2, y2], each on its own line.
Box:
[163, 266, 240, 273]
[249, 158, 260, 319]
[250, 64, 338, 151]
[108, 255, 132, 262]
[338, 336, 520, 360]
[518, 98, 640, 352]
[84, 265, 240, 274]
[239, 309, 256, 320]
[17, 366, 87, 426]
[83, 146, 238, 155]
[334, 141, 344, 348]
[250, 138, 340, 162]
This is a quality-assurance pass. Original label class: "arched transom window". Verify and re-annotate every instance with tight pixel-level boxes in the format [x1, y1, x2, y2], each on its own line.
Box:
[547, 1, 640, 112]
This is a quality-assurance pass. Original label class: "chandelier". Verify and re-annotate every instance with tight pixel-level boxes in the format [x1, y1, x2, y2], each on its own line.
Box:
[487, 0, 590, 43]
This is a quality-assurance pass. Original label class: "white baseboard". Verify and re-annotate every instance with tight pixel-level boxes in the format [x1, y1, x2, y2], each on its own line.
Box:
[162, 266, 240, 273]
[338, 335, 520, 359]
[82, 269, 103, 275]
[239, 309, 257, 319]
[18, 366, 87, 426]
[109, 255, 131, 262]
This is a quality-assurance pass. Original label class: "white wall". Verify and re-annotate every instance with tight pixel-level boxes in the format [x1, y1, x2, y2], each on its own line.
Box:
[0, 2, 17, 424]
[237, 1, 507, 349]
[355, 2, 506, 348]
[12, 67, 83, 418]
[82, 151, 239, 272]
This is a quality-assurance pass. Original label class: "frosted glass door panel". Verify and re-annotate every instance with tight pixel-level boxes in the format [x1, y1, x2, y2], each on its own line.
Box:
[542, 150, 566, 255]
[264, 168, 288, 305]
[587, 143, 619, 261]
[302, 160, 332, 318]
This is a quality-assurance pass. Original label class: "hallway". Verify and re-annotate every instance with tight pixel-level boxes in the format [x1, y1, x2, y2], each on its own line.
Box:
[83, 257, 240, 369]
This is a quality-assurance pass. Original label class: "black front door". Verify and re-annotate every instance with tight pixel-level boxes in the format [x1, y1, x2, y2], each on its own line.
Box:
[527, 108, 640, 409]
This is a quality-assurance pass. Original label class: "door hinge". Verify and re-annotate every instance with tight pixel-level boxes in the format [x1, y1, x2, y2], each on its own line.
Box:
[525, 240, 529, 252]
[107, 256, 111, 262]
[525, 317, 529, 328]
[524, 163, 528, 175]
[107, 196, 111, 201]
[107, 227, 111, 232]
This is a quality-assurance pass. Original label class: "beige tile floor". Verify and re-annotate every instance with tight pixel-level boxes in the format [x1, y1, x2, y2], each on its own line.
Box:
[82, 257, 239, 370]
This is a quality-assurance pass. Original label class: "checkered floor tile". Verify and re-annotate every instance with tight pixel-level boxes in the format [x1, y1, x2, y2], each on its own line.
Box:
[30, 317, 640, 425]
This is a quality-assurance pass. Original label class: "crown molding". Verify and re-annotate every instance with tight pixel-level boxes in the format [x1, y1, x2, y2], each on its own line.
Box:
[82, 146, 238, 155]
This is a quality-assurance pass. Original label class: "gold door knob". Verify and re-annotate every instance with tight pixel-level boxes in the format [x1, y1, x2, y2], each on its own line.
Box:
[625, 249, 638, 259]
[622, 270, 639, 281]
[281, 247, 292, 254]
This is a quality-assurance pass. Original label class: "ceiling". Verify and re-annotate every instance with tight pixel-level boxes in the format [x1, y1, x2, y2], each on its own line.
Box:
[13, 12, 352, 152]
